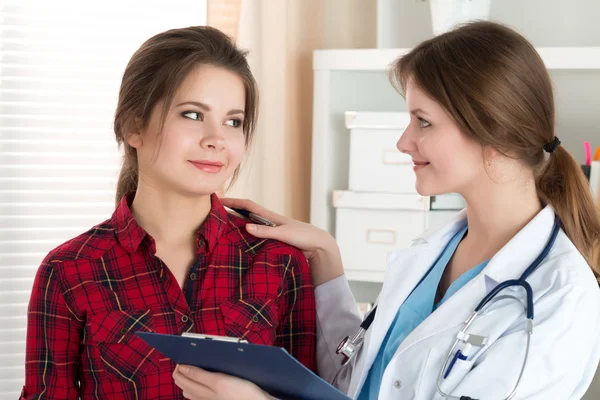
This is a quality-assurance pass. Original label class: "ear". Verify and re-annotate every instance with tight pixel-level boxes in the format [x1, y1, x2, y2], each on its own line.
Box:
[483, 145, 500, 164]
[125, 117, 143, 149]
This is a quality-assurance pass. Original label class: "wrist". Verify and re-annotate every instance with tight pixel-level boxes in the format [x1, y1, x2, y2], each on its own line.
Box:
[310, 236, 344, 287]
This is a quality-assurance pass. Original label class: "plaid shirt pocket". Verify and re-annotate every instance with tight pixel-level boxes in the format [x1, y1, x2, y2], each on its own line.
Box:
[219, 298, 279, 344]
[89, 309, 159, 381]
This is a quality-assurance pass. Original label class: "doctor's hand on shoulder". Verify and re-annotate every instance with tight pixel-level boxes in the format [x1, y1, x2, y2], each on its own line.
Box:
[173, 365, 276, 400]
[221, 198, 344, 286]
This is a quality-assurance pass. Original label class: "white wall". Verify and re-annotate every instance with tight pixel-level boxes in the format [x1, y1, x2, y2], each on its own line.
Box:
[377, 0, 600, 163]
[378, 0, 600, 47]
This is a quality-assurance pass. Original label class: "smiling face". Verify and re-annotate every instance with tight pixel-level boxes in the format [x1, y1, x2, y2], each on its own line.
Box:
[396, 81, 486, 196]
[126, 64, 247, 197]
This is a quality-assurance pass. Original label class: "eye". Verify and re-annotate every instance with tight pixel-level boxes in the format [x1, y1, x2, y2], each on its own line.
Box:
[224, 119, 242, 128]
[182, 111, 202, 121]
[418, 117, 431, 128]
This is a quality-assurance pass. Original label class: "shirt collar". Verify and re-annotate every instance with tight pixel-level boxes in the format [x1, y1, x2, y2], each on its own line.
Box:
[413, 208, 468, 246]
[112, 193, 230, 254]
[196, 194, 229, 254]
[113, 193, 147, 254]
[481, 205, 557, 288]
[414, 205, 558, 293]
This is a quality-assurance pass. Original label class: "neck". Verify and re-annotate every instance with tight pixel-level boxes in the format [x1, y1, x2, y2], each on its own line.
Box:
[460, 175, 543, 257]
[130, 183, 212, 247]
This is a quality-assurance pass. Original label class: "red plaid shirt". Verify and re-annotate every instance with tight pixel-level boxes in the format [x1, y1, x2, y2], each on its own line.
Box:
[21, 194, 316, 399]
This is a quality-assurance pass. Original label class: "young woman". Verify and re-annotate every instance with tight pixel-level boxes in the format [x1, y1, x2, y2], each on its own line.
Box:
[21, 26, 316, 399]
[174, 21, 600, 400]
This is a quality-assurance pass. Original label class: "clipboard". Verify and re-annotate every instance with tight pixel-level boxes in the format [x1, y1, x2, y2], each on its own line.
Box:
[136, 332, 351, 400]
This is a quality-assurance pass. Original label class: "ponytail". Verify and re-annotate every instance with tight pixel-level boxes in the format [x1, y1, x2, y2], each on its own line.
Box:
[115, 145, 138, 206]
[536, 146, 600, 281]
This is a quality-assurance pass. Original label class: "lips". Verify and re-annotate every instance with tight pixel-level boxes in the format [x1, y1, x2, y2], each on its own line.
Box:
[412, 160, 430, 171]
[188, 160, 224, 174]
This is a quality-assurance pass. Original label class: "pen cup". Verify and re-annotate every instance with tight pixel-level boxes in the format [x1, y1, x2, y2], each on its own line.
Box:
[581, 164, 591, 181]
[590, 160, 600, 202]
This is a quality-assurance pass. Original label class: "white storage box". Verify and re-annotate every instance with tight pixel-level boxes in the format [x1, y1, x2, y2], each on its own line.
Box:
[345, 111, 416, 194]
[333, 191, 462, 282]
[333, 191, 429, 282]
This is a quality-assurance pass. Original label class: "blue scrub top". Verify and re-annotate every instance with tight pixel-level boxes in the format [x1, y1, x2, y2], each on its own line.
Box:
[358, 225, 489, 400]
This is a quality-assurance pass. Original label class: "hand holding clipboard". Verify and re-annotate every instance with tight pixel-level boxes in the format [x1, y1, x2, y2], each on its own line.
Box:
[136, 332, 351, 400]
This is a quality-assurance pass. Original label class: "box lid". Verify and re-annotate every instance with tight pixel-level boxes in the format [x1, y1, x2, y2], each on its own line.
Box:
[345, 111, 411, 130]
[332, 190, 429, 211]
[430, 193, 466, 210]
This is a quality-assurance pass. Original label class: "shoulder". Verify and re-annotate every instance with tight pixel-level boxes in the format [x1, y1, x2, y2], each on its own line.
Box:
[535, 230, 600, 317]
[30, 219, 115, 306]
[526, 231, 600, 395]
[545, 231, 598, 291]
[39, 218, 117, 276]
[222, 211, 309, 270]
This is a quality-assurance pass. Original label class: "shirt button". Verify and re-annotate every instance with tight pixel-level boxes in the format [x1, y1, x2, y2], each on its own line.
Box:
[252, 316, 259, 323]
[394, 380, 402, 389]
[120, 328, 128, 335]
[181, 315, 189, 323]
[189, 272, 197, 281]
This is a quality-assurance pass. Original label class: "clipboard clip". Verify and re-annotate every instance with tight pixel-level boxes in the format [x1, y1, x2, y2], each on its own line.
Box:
[182, 332, 249, 344]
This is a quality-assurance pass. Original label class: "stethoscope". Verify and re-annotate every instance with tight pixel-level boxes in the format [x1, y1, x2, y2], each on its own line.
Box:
[336, 214, 561, 400]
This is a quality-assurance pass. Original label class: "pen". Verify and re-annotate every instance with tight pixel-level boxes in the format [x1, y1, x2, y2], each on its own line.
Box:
[229, 207, 277, 228]
[585, 141, 592, 166]
[581, 142, 592, 181]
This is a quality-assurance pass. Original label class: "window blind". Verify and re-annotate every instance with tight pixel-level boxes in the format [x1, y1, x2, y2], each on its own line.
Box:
[0, 1, 207, 397]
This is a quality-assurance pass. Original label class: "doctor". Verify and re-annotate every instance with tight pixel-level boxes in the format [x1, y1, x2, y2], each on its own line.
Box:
[173, 21, 600, 399]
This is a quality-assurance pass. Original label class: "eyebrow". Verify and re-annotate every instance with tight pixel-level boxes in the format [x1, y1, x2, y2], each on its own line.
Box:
[176, 101, 245, 116]
[409, 108, 431, 117]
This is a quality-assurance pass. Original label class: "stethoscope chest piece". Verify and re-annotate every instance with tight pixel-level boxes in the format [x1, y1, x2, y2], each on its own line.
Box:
[336, 328, 366, 366]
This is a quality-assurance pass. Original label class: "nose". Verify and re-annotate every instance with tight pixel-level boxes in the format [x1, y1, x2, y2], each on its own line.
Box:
[396, 125, 416, 154]
[200, 121, 225, 151]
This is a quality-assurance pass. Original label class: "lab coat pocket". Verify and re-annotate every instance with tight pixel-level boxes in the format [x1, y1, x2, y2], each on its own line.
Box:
[89, 309, 159, 381]
[220, 297, 279, 345]
[416, 347, 475, 400]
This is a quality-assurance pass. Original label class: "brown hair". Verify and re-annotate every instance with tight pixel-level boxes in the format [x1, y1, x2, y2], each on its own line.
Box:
[114, 26, 259, 204]
[391, 21, 600, 278]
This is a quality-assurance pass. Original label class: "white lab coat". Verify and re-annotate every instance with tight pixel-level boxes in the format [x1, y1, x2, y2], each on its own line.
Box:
[315, 206, 600, 399]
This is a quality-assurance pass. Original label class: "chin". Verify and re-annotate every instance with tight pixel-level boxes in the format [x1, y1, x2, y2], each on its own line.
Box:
[176, 182, 223, 197]
[193, 187, 222, 196]
[415, 181, 433, 196]
[415, 180, 448, 197]
[176, 173, 229, 197]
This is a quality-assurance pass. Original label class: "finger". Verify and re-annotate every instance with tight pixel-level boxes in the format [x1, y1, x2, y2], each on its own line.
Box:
[221, 198, 286, 224]
[221, 197, 256, 211]
[173, 367, 215, 399]
[178, 365, 217, 386]
[245, 224, 297, 244]
[245, 223, 276, 237]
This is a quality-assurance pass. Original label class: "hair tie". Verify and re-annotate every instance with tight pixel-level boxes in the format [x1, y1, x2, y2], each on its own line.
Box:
[543, 137, 561, 153]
